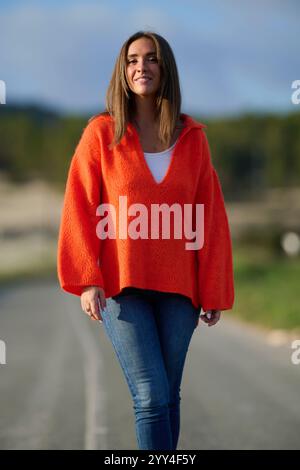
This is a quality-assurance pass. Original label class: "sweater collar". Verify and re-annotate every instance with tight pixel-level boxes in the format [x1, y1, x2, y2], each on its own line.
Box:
[180, 113, 207, 130]
[127, 112, 206, 133]
[102, 112, 206, 134]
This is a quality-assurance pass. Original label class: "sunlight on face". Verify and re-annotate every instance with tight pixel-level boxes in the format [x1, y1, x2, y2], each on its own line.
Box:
[126, 37, 161, 98]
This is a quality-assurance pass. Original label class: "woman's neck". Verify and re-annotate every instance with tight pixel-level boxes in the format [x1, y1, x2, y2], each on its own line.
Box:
[133, 97, 158, 131]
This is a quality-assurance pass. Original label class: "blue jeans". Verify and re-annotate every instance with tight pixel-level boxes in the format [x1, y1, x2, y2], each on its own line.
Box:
[101, 287, 201, 450]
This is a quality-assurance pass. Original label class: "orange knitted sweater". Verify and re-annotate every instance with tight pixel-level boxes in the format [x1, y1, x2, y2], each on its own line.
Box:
[57, 112, 234, 312]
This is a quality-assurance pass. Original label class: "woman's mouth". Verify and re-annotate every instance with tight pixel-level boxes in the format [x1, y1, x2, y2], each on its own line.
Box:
[135, 77, 152, 84]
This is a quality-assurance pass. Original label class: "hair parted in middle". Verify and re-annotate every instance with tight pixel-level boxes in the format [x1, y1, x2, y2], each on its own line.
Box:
[103, 30, 184, 150]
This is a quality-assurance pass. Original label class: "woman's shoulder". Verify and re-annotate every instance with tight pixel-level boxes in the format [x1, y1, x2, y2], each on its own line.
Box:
[83, 111, 115, 138]
[180, 112, 207, 130]
[87, 111, 113, 126]
[88, 111, 111, 122]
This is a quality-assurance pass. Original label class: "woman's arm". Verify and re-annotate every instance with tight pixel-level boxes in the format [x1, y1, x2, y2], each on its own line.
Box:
[57, 119, 104, 296]
[195, 130, 235, 313]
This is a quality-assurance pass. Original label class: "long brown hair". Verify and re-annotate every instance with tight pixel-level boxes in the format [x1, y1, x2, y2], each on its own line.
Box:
[104, 30, 183, 150]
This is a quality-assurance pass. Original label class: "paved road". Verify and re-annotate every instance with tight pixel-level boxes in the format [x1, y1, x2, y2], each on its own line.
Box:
[0, 279, 299, 450]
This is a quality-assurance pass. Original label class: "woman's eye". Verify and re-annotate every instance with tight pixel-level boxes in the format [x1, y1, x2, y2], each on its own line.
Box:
[128, 57, 157, 64]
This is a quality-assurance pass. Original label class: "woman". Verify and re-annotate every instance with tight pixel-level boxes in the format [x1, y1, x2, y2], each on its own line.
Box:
[57, 30, 234, 450]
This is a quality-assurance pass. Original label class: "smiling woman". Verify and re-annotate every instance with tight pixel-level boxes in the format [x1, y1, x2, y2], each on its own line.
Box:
[105, 31, 184, 152]
[126, 41, 161, 97]
[57, 30, 235, 451]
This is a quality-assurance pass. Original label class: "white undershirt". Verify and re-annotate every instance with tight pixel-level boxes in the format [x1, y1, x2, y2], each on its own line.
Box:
[144, 139, 178, 183]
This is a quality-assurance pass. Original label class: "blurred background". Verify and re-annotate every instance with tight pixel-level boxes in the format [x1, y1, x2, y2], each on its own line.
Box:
[0, 0, 300, 450]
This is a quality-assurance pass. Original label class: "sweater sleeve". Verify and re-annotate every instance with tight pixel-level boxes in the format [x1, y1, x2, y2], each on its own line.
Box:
[195, 130, 235, 312]
[57, 119, 104, 296]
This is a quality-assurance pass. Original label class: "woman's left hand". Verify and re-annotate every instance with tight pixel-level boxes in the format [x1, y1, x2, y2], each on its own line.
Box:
[200, 309, 221, 327]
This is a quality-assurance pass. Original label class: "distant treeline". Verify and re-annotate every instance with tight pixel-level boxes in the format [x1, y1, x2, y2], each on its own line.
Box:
[0, 104, 299, 200]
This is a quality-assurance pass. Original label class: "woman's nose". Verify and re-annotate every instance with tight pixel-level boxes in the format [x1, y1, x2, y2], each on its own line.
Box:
[137, 60, 147, 72]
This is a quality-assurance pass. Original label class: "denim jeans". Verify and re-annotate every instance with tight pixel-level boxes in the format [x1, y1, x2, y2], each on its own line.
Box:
[101, 287, 201, 450]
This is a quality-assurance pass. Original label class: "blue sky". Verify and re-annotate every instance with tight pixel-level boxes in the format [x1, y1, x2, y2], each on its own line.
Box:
[0, 0, 299, 116]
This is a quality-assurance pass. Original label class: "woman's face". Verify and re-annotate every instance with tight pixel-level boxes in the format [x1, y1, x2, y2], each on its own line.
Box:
[126, 37, 161, 98]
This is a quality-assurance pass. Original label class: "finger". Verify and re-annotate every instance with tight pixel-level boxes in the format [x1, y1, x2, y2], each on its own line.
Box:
[84, 305, 91, 316]
[90, 300, 101, 321]
[82, 303, 99, 321]
[200, 315, 209, 323]
[202, 312, 212, 320]
[83, 302, 94, 318]
[90, 309, 100, 321]
[99, 294, 106, 311]
[201, 311, 212, 320]
[90, 311, 100, 321]
[97, 300, 103, 322]
[81, 296, 88, 311]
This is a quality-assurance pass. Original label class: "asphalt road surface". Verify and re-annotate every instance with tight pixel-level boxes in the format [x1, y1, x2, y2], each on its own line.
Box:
[0, 279, 299, 450]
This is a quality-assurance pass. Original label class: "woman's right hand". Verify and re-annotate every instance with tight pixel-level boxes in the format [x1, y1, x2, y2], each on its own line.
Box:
[80, 286, 106, 322]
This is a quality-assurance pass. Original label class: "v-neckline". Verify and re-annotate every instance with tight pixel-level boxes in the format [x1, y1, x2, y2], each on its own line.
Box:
[128, 115, 189, 188]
